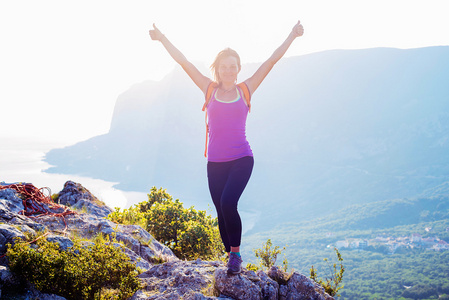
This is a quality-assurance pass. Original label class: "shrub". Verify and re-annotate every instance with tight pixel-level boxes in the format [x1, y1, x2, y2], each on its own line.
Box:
[7, 234, 141, 300]
[109, 186, 224, 261]
[144, 195, 224, 260]
[139, 186, 173, 212]
[310, 247, 345, 297]
[249, 239, 289, 272]
[108, 206, 146, 228]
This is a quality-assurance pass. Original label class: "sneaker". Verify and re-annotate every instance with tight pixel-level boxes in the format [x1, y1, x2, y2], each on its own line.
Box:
[227, 253, 242, 275]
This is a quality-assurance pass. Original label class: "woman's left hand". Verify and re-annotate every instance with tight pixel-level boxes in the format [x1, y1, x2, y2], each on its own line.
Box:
[292, 21, 304, 38]
[149, 23, 165, 41]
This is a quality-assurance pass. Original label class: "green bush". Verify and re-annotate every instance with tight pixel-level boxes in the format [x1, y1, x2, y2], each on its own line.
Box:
[248, 239, 289, 272]
[310, 247, 345, 297]
[7, 234, 141, 300]
[108, 206, 146, 228]
[109, 186, 224, 261]
[144, 194, 224, 260]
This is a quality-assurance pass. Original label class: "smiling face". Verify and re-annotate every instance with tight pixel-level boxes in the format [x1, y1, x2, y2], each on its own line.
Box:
[218, 56, 240, 84]
[210, 48, 241, 84]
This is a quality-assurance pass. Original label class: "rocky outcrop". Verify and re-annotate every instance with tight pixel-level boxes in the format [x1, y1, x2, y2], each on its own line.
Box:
[57, 180, 113, 217]
[214, 266, 333, 300]
[132, 261, 333, 300]
[0, 181, 334, 300]
[0, 181, 177, 298]
[132, 259, 221, 300]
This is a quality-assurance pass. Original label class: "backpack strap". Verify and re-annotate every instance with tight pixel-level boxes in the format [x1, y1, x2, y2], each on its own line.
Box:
[202, 81, 218, 157]
[237, 82, 251, 112]
[202, 81, 219, 111]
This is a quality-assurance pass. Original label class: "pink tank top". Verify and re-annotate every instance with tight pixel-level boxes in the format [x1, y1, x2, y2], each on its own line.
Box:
[206, 87, 253, 162]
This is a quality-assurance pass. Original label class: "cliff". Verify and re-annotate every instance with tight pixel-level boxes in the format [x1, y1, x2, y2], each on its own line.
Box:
[0, 181, 334, 300]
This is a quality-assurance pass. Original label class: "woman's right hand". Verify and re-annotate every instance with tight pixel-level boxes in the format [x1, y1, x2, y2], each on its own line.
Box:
[291, 21, 304, 38]
[149, 23, 164, 41]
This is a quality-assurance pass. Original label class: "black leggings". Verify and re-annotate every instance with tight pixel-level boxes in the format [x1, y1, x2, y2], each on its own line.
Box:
[207, 156, 254, 252]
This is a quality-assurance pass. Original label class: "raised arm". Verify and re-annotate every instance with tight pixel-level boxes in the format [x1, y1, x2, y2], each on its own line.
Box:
[245, 21, 304, 94]
[149, 24, 211, 93]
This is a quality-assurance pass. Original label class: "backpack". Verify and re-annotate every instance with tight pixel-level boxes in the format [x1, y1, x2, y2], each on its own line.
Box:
[202, 81, 252, 157]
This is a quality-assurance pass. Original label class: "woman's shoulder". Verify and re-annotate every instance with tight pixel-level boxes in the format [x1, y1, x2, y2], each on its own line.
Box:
[209, 81, 220, 89]
[205, 81, 219, 97]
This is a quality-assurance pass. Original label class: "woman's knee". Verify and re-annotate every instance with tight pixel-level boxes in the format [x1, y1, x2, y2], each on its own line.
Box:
[220, 199, 238, 216]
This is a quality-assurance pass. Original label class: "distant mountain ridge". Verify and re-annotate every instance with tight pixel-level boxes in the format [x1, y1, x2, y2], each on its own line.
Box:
[45, 46, 449, 230]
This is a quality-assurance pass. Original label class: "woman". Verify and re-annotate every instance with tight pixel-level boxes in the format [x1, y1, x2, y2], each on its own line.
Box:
[149, 21, 304, 275]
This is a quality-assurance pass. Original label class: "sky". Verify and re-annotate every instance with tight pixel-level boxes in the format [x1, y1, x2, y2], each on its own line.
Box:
[1, 0, 449, 145]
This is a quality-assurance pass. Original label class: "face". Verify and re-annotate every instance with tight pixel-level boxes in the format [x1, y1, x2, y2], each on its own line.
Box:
[218, 56, 240, 84]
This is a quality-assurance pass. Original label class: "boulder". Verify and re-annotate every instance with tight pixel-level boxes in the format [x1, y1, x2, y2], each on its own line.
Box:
[214, 268, 262, 300]
[284, 272, 334, 300]
[57, 180, 112, 217]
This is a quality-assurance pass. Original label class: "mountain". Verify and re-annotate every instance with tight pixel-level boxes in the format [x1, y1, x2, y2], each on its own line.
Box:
[44, 46, 449, 230]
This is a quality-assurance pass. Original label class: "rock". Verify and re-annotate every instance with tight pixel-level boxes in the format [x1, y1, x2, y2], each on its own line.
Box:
[128, 290, 151, 300]
[9, 215, 47, 232]
[1, 265, 66, 299]
[279, 284, 288, 299]
[182, 291, 225, 300]
[46, 234, 74, 250]
[137, 259, 222, 299]
[57, 181, 112, 217]
[214, 268, 262, 300]
[285, 272, 334, 300]
[34, 211, 177, 265]
[0, 266, 66, 300]
[121, 245, 153, 271]
[0, 224, 26, 254]
[72, 198, 112, 218]
[115, 231, 141, 254]
[0, 206, 17, 222]
[212, 266, 335, 300]
[24, 286, 68, 300]
[256, 270, 279, 300]
[17, 224, 37, 237]
[0, 188, 24, 214]
[267, 266, 289, 285]
[0, 265, 21, 292]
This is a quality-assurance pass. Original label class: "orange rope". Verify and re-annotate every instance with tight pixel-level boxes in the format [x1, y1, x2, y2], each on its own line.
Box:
[0, 183, 76, 234]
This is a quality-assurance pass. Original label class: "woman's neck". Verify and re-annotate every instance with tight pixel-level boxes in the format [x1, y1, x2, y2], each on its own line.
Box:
[216, 82, 238, 101]
[220, 82, 235, 91]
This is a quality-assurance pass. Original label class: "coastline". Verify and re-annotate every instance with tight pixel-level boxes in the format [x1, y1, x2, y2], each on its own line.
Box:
[0, 136, 147, 209]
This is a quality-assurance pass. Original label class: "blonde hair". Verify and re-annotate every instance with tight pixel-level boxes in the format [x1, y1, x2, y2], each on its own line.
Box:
[210, 48, 241, 83]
